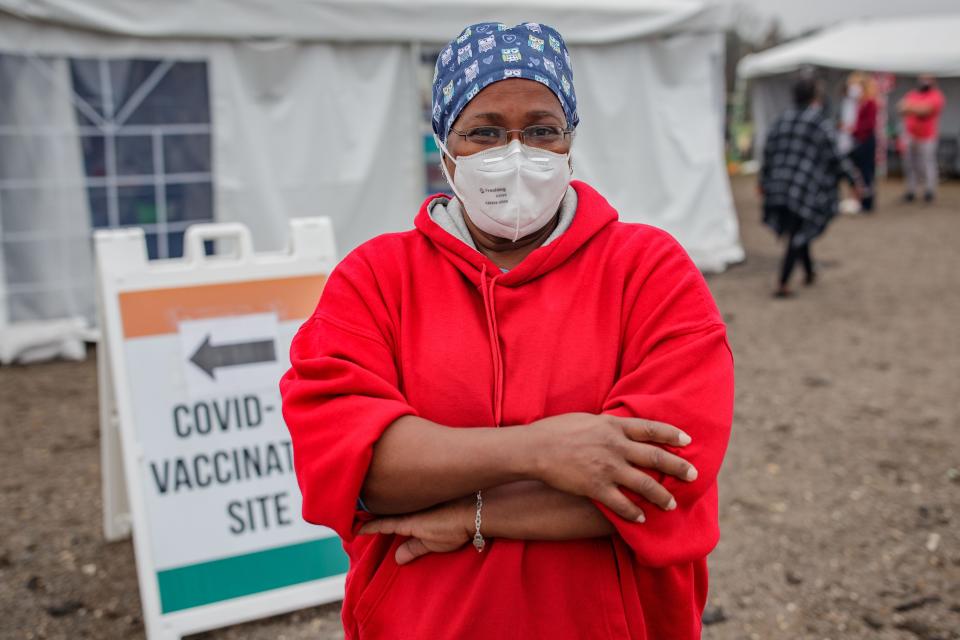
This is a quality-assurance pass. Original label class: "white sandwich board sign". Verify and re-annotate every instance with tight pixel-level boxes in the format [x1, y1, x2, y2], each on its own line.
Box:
[95, 220, 345, 639]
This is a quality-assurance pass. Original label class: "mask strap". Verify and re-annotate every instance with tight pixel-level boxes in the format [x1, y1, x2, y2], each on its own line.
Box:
[435, 134, 469, 205]
[435, 134, 457, 165]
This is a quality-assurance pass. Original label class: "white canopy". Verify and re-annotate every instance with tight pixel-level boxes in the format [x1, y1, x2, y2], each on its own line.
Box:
[0, 0, 743, 362]
[1, 0, 729, 43]
[739, 14, 960, 79]
[738, 14, 960, 167]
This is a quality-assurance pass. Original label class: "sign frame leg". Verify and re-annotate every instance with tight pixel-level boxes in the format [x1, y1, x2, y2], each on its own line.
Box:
[98, 300, 131, 541]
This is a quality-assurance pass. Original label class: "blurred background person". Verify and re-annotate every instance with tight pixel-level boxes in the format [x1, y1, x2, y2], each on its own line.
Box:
[837, 72, 863, 156]
[848, 73, 879, 212]
[759, 76, 862, 298]
[898, 74, 946, 203]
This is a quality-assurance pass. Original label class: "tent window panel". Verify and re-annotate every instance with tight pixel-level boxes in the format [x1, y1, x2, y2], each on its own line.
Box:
[117, 185, 157, 226]
[69, 59, 108, 124]
[65, 57, 214, 260]
[115, 135, 154, 176]
[123, 62, 210, 126]
[109, 59, 164, 114]
[78, 135, 106, 179]
[0, 52, 216, 334]
[164, 134, 211, 174]
[87, 186, 109, 228]
[69, 58, 168, 123]
[165, 183, 213, 224]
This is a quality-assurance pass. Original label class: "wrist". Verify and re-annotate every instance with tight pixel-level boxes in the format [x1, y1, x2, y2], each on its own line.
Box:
[454, 494, 477, 539]
[507, 421, 549, 482]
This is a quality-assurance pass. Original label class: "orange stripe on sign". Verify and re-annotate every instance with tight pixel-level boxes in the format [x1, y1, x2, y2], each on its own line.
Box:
[118, 274, 327, 338]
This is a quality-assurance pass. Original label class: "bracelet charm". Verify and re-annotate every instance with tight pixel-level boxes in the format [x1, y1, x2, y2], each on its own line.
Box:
[473, 490, 485, 552]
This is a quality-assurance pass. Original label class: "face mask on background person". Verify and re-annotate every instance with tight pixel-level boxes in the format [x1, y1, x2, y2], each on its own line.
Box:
[437, 138, 571, 242]
[848, 84, 862, 99]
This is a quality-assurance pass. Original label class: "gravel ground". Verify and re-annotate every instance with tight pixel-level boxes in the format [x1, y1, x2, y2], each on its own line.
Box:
[1, 176, 958, 640]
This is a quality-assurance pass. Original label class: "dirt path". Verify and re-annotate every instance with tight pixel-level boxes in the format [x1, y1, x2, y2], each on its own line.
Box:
[703, 178, 960, 640]
[1, 177, 957, 639]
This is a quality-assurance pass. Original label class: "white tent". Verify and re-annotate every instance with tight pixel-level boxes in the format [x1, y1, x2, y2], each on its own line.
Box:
[0, 0, 743, 362]
[738, 14, 960, 163]
[739, 14, 960, 78]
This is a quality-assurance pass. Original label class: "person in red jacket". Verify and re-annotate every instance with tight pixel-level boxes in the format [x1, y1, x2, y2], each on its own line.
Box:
[280, 21, 734, 640]
[847, 74, 878, 212]
[899, 75, 946, 203]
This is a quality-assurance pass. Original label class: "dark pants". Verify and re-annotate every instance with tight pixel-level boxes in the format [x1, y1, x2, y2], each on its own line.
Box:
[780, 215, 814, 287]
[849, 134, 876, 211]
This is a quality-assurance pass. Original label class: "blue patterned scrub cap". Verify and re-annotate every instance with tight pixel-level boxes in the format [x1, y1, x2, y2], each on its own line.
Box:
[431, 22, 579, 142]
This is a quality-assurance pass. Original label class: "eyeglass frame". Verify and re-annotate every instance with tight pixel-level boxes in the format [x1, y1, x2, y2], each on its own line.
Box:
[447, 125, 576, 149]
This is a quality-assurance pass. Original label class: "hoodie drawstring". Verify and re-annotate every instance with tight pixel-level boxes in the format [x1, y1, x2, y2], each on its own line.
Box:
[479, 264, 504, 427]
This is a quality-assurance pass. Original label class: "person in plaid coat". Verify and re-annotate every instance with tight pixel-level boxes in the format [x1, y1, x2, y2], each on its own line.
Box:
[759, 76, 862, 298]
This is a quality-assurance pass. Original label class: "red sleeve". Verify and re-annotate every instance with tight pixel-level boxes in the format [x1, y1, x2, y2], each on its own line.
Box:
[594, 229, 734, 567]
[280, 249, 416, 542]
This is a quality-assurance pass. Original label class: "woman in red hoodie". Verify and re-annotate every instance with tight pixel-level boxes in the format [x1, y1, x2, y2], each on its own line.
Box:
[281, 21, 734, 640]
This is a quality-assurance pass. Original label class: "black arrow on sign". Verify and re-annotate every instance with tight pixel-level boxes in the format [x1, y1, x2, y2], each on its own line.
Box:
[189, 334, 276, 380]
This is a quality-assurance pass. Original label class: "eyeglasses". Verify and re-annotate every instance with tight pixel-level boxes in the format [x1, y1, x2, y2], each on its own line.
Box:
[448, 125, 574, 149]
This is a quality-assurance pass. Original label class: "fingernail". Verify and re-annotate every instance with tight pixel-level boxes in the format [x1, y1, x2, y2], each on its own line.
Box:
[635, 512, 646, 523]
[677, 432, 692, 446]
[686, 466, 699, 481]
[666, 498, 677, 511]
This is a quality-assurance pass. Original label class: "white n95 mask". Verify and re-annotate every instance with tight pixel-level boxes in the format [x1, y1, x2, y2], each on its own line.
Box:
[438, 138, 571, 242]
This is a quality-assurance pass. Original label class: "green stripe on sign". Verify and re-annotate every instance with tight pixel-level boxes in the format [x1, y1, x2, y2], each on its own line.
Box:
[156, 537, 348, 613]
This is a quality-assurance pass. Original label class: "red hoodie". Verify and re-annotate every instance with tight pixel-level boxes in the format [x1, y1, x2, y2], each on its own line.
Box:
[280, 180, 734, 639]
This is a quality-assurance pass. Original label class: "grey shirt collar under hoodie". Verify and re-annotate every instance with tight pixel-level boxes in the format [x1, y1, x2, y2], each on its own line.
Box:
[427, 187, 578, 267]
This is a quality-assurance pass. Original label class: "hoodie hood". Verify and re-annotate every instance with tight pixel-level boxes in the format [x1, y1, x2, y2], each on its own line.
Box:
[414, 180, 618, 288]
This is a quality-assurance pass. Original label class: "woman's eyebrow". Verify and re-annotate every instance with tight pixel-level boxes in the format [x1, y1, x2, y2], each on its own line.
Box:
[465, 112, 505, 124]
[525, 110, 563, 121]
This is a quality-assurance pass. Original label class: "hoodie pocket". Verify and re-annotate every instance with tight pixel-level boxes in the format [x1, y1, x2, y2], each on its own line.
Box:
[354, 552, 401, 630]
[597, 537, 633, 639]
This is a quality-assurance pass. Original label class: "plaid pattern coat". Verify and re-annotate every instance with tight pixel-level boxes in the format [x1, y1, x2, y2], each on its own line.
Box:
[761, 105, 860, 246]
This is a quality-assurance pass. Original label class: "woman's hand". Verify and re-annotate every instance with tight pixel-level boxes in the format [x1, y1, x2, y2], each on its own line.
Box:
[527, 413, 697, 522]
[358, 497, 474, 565]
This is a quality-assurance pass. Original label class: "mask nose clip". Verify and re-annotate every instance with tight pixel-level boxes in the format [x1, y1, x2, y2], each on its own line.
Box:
[480, 140, 523, 165]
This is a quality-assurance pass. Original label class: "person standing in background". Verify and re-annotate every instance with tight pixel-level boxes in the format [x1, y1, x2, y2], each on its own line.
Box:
[837, 73, 862, 156]
[898, 75, 946, 203]
[760, 76, 862, 298]
[848, 74, 878, 212]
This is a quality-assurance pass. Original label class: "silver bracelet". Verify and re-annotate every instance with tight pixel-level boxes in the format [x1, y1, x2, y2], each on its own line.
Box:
[472, 490, 485, 552]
